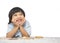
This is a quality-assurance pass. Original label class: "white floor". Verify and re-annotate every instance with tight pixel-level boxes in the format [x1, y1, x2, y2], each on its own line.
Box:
[0, 37, 60, 43]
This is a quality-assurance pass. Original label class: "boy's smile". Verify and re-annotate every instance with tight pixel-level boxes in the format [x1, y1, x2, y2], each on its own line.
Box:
[16, 18, 22, 23]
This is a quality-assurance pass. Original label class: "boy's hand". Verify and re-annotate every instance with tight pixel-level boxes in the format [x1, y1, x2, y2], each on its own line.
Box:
[12, 19, 20, 27]
[12, 18, 25, 27]
[19, 19, 26, 26]
[16, 19, 26, 25]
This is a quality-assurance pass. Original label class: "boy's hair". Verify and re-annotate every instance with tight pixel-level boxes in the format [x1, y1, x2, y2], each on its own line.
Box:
[8, 7, 25, 24]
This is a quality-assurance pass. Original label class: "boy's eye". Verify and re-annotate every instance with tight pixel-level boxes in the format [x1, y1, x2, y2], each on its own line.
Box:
[14, 14, 17, 16]
[20, 14, 23, 15]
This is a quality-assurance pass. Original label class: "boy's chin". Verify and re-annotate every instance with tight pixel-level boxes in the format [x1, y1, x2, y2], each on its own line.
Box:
[17, 22, 21, 24]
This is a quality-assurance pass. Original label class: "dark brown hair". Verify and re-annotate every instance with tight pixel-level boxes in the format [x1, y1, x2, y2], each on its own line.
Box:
[8, 7, 25, 24]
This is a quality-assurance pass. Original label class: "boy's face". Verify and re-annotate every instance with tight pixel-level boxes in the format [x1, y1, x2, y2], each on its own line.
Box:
[11, 12, 25, 25]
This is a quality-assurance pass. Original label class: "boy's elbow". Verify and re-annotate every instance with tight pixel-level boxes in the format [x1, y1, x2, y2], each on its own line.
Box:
[6, 33, 12, 38]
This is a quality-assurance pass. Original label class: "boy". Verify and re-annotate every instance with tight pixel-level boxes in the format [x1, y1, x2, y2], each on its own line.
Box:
[6, 7, 31, 38]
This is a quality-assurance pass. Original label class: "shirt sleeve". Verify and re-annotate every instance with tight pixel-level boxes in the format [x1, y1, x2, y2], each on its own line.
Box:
[24, 21, 31, 36]
[7, 24, 14, 33]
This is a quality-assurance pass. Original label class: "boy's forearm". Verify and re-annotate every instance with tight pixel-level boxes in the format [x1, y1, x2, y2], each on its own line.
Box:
[19, 26, 29, 37]
[6, 27, 18, 38]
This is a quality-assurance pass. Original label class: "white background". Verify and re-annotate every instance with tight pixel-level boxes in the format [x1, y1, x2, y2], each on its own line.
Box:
[0, 0, 60, 37]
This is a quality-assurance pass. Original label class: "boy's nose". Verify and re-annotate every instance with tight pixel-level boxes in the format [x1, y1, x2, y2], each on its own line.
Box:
[17, 16, 21, 19]
[17, 15, 21, 18]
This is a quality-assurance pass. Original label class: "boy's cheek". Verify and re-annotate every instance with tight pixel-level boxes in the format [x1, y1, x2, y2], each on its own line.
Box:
[11, 19, 16, 23]
[23, 19, 26, 23]
[20, 19, 25, 25]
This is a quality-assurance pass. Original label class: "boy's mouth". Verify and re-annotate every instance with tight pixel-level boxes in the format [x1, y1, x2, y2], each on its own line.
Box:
[16, 19, 22, 23]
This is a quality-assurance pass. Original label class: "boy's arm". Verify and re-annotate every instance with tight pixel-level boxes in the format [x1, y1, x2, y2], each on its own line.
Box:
[6, 26, 18, 38]
[19, 25, 30, 37]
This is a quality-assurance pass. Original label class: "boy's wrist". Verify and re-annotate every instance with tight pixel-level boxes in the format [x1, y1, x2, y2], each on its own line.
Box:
[14, 25, 19, 29]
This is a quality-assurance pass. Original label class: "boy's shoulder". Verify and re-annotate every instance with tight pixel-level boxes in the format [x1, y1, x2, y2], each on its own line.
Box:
[8, 23, 14, 28]
[24, 20, 30, 25]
